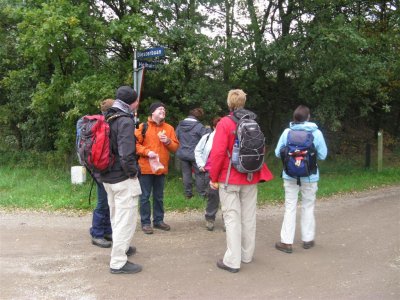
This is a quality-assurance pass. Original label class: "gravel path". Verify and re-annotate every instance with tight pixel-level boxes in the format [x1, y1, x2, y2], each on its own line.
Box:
[1, 186, 399, 299]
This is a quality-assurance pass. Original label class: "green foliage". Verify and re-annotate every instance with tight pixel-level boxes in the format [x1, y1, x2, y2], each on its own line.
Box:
[0, 150, 70, 169]
[0, 0, 399, 156]
[296, 15, 398, 131]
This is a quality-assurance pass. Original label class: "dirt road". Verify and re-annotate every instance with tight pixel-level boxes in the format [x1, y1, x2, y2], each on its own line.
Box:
[1, 186, 399, 299]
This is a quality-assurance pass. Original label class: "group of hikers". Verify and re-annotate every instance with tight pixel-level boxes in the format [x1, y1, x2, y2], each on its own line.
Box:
[78, 86, 327, 274]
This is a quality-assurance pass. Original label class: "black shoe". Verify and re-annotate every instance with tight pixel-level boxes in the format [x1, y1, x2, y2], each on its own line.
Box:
[154, 222, 170, 231]
[275, 242, 293, 253]
[185, 194, 193, 199]
[91, 237, 112, 248]
[126, 246, 136, 257]
[303, 241, 315, 249]
[104, 233, 113, 241]
[110, 261, 142, 274]
[216, 259, 239, 273]
[142, 225, 154, 234]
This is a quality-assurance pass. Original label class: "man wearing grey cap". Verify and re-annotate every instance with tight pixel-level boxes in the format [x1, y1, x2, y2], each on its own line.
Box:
[100, 86, 142, 274]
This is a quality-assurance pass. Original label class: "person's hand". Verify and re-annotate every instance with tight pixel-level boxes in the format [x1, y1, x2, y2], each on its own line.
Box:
[148, 151, 158, 158]
[159, 134, 171, 145]
[209, 181, 219, 190]
[199, 167, 205, 172]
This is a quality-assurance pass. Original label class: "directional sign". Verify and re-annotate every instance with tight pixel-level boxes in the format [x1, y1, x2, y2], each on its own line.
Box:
[137, 47, 165, 59]
[138, 61, 159, 70]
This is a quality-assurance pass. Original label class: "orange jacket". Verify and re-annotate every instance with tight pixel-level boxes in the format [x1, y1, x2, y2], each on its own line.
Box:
[135, 117, 179, 175]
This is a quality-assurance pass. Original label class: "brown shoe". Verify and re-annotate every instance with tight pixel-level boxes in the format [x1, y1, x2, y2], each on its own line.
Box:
[216, 259, 239, 273]
[154, 222, 170, 231]
[275, 242, 293, 253]
[303, 241, 315, 249]
[142, 225, 153, 234]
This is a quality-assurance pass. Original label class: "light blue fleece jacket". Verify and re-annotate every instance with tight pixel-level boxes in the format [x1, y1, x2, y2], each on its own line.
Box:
[275, 121, 328, 183]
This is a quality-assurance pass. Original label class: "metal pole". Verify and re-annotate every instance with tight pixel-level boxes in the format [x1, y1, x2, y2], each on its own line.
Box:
[365, 142, 371, 169]
[133, 50, 139, 128]
[377, 130, 383, 172]
[133, 50, 137, 92]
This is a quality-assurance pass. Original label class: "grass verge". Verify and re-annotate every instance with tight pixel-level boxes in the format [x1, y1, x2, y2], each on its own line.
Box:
[1, 156, 399, 212]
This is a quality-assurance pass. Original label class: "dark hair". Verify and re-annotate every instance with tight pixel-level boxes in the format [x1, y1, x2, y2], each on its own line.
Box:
[293, 105, 310, 122]
[115, 86, 137, 104]
[212, 116, 221, 128]
[190, 108, 204, 119]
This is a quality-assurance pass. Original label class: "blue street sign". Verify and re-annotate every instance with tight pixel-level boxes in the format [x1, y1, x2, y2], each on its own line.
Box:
[137, 47, 165, 59]
[138, 61, 159, 70]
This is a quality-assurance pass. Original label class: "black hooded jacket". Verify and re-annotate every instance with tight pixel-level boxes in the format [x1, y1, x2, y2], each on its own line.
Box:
[100, 106, 139, 184]
[176, 116, 211, 161]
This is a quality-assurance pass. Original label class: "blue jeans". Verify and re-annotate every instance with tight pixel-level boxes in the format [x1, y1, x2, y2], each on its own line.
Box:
[90, 181, 112, 238]
[139, 174, 165, 226]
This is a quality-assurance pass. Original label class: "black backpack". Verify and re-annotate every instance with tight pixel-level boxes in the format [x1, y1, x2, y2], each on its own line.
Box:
[225, 109, 265, 186]
[279, 129, 317, 185]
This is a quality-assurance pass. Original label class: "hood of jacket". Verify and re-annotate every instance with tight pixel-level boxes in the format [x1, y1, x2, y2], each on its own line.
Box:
[289, 121, 318, 132]
[104, 99, 133, 120]
[177, 116, 200, 132]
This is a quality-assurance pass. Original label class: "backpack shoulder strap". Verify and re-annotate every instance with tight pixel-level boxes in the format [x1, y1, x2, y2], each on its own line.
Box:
[228, 114, 239, 123]
[106, 113, 125, 123]
[142, 121, 148, 138]
[201, 132, 211, 152]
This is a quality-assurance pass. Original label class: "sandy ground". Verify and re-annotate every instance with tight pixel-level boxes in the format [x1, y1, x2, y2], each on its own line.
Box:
[0, 186, 399, 300]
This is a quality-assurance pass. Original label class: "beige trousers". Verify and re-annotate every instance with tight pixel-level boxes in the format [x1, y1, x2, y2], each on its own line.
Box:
[104, 178, 141, 269]
[219, 184, 258, 269]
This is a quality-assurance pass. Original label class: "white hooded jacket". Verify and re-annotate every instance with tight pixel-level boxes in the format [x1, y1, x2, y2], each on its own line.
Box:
[194, 131, 216, 169]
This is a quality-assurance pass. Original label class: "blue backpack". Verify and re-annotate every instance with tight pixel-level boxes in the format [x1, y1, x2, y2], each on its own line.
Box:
[280, 130, 317, 185]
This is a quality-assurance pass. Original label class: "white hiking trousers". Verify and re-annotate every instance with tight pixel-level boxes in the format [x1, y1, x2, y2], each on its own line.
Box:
[280, 179, 318, 244]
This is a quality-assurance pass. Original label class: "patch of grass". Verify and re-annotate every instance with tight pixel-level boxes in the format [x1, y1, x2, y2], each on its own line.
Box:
[0, 167, 92, 211]
[0, 154, 399, 212]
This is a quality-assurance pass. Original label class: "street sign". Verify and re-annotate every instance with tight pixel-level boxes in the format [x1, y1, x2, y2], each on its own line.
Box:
[138, 61, 159, 70]
[137, 47, 165, 59]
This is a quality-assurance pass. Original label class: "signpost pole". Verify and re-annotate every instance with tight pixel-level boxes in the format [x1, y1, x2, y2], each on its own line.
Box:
[133, 50, 139, 127]
[133, 50, 138, 92]
[377, 130, 383, 172]
[133, 46, 165, 126]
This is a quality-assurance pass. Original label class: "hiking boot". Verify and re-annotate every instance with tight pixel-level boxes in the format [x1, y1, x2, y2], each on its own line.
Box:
[154, 222, 170, 231]
[126, 246, 136, 257]
[275, 242, 293, 253]
[303, 240, 315, 249]
[206, 220, 214, 231]
[185, 194, 193, 200]
[91, 237, 112, 248]
[104, 233, 112, 241]
[216, 259, 239, 273]
[142, 225, 154, 234]
[110, 261, 142, 274]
